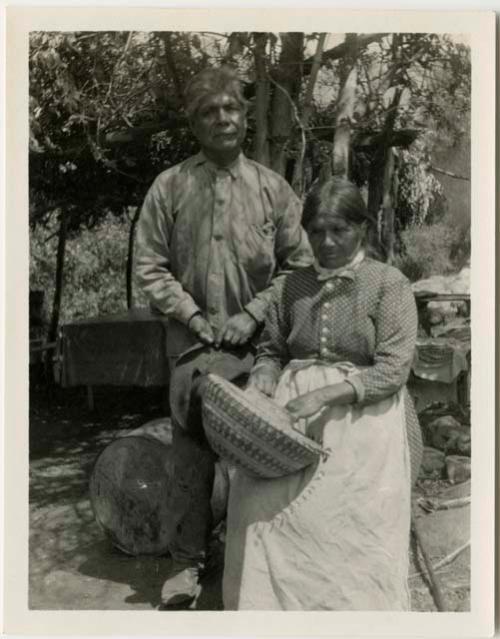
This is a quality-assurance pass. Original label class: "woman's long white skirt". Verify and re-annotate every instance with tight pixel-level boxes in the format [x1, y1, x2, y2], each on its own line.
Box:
[223, 360, 412, 610]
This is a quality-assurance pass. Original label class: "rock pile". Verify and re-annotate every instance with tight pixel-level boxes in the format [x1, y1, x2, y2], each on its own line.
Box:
[418, 404, 471, 483]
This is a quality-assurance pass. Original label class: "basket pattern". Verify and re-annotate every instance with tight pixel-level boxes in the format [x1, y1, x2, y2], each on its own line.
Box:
[202, 374, 325, 479]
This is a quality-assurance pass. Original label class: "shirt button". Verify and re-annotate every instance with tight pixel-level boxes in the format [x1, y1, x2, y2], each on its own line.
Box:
[324, 302, 331, 308]
[322, 327, 328, 333]
[326, 282, 334, 289]
[321, 336, 327, 342]
[322, 315, 328, 321]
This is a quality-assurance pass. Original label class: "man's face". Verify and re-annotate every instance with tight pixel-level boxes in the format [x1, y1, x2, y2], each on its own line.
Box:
[192, 92, 246, 157]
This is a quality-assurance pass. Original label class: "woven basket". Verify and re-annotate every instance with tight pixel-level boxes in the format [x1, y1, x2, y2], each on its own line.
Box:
[202, 374, 326, 479]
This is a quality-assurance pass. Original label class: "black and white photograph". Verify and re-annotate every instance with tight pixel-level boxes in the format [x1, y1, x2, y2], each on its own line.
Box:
[3, 6, 496, 638]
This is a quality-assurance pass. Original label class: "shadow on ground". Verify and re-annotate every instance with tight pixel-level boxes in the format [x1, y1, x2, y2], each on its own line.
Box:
[29, 384, 469, 611]
[29, 385, 223, 610]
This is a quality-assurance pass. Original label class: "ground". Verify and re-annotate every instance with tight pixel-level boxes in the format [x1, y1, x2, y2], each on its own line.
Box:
[29, 385, 470, 612]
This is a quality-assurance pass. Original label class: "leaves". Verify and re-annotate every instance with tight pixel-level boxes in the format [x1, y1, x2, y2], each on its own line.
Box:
[29, 30, 471, 321]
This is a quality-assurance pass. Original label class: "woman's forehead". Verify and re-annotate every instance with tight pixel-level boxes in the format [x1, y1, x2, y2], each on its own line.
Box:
[311, 211, 352, 226]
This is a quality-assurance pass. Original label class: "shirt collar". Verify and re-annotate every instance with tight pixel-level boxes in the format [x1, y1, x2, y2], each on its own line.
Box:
[314, 249, 366, 282]
[194, 150, 243, 180]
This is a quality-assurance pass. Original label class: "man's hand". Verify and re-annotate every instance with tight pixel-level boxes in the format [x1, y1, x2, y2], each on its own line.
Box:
[188, 314, 215, 345]
[248, 367, 279, 398]
[216, 312, 258, 348]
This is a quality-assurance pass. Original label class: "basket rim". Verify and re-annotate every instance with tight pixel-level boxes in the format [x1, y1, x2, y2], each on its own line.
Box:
[203, 373, 326, 456]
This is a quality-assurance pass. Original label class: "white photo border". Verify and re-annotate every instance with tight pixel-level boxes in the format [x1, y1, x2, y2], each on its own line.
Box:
[3, 7, 496, 638]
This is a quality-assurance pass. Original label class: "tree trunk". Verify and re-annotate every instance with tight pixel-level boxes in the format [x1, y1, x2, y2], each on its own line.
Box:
[367, 34, 405, 260]
[367, 92, 399, 262]
[252, 32, 270, 166]
[46, 208, 68, 382]
[291, 33, 327, 196]
[269, 32, 304, 177]
[332, 34, 359, 179]
[381, 148, 395, 264]
[159, 32, 185, 107]
[126, 206, 141, 308]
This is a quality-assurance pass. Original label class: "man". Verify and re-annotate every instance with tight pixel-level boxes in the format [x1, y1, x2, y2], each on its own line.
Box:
[135, 66, 313, 609]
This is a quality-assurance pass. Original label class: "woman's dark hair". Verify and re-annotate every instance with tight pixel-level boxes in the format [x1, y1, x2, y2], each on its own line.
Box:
[302, 177, 370, 229]
[184, 66, 248, 121]
[302, 176, 381, 257]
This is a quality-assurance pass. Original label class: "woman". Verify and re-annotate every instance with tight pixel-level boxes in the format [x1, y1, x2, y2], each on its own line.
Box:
[222, 177, 420, 611]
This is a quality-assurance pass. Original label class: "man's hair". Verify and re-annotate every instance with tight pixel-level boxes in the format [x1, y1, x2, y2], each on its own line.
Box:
[184, 66, 247, 121]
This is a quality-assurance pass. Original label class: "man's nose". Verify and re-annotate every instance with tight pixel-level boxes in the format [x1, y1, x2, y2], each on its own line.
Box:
[215, 108, 230, 123]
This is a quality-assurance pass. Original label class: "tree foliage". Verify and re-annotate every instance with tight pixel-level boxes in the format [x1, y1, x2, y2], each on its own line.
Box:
[29, 30, 471, 330]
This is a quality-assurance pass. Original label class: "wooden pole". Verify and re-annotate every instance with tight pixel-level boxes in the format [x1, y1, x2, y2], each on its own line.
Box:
[331, 34, 358, 179]
[291, 32, 327, 195]
[252, 32, 270, 167]
[411, 512, 449, 611]
[126, 206, 141, 309]
[381, 148, 395, 264]
[46, 208, 68, 385]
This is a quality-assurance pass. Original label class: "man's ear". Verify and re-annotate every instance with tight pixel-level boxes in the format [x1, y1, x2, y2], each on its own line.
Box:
[189, 116, 198, 138]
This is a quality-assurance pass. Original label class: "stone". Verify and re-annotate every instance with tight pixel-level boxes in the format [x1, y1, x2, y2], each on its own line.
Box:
[419, 447, 446, 478]
[425, 415, 470, 454]
[445, 455, 471, 484]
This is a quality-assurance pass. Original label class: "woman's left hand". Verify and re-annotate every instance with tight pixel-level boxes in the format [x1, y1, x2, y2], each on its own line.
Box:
[285, 389, 327, 421]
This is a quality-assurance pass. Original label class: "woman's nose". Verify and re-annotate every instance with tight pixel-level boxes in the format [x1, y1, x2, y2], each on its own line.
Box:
[322, 232, 337, 247]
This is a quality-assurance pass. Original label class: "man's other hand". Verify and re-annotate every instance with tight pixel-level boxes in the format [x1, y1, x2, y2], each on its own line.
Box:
[188, 314, 215, 345]
[216, 312, 257, 348]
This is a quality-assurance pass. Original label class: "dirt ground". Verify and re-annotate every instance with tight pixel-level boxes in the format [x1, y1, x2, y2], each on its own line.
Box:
[29, 385, 470, 612]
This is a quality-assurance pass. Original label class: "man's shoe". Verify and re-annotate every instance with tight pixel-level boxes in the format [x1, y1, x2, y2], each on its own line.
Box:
[158, 564, 201, 610]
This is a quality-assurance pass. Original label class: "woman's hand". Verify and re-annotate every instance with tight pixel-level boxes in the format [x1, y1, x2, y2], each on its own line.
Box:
[286, 382, 357, 420]
[248, 367, 278, 397]
[285, 389, 327, 420]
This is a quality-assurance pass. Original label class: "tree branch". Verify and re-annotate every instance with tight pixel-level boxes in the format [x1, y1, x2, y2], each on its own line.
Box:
[303, 33, 389, 72]
[429, 165, 470, 181]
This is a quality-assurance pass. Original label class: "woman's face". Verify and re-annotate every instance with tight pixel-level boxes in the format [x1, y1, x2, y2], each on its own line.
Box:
[307, 212, 365, 269]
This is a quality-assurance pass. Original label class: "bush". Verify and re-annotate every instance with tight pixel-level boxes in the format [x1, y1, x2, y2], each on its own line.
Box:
[395, 216, 470, 282]
[30, 213, 148, 327]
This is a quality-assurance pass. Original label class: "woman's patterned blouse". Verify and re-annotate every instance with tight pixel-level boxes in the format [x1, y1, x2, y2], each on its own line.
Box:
[254, 257, 418, 406]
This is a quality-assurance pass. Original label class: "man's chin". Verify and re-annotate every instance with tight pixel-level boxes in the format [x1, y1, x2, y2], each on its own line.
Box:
[214, 139, 238, 149]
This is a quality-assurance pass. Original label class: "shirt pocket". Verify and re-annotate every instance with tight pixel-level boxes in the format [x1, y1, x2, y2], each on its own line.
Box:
[232, 221, 277, 292]
[252, 221, 276, 241]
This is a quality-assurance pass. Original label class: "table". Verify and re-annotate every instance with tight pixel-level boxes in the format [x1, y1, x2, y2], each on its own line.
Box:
[59, 308, 170, 407]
